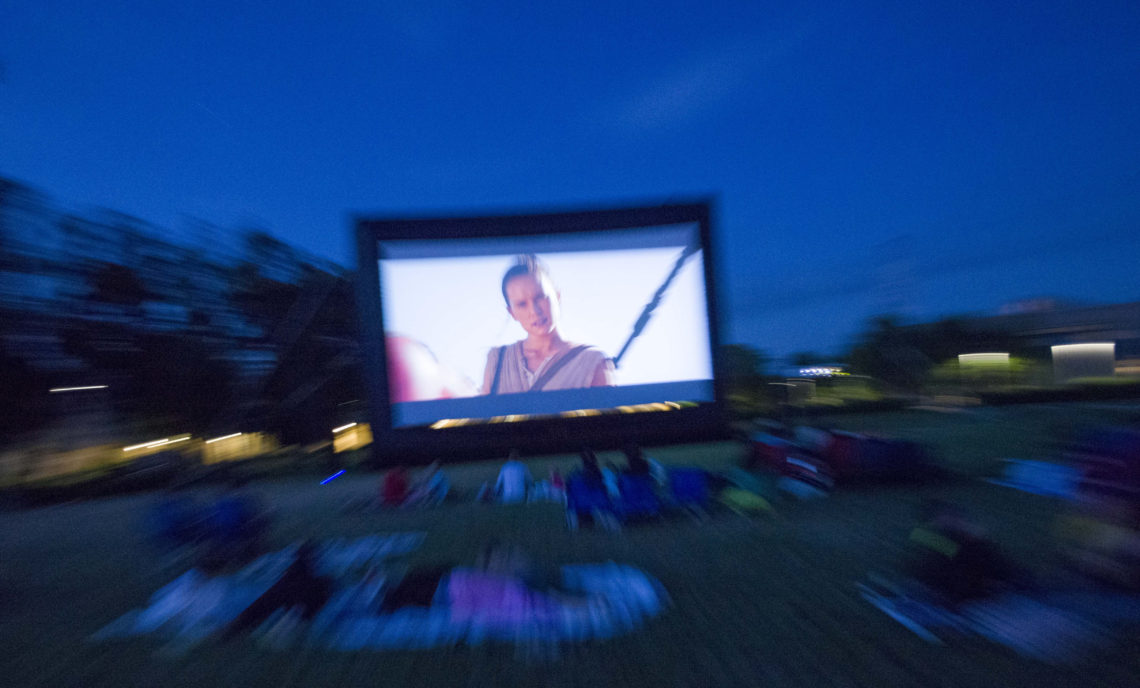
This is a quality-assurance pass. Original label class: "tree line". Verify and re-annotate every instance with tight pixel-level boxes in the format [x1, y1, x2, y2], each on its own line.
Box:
[1, 176, 1037, 452]
[0, 177, 361, 448]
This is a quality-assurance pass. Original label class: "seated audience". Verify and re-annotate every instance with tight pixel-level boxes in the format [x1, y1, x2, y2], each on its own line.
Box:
[623, 444, 651, 477]
[906, 500, 1022, 607]
[204, 477, 269, 566]
[223, 541, 333, 639]
[577, 448, 605, 486]
[406, 461, 449, 506]
[601, 462, 621, 500]
[380, 466, 410, 506]
[378, 542, 574, 621]
[548, 468, 566, 502]
[494, 451, 532, 504]
[148, 484, 205, 553]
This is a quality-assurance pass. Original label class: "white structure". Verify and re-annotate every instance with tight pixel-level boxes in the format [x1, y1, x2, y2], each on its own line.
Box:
[1051, 342, 1115, 384]
[958, 353, 1010, 367]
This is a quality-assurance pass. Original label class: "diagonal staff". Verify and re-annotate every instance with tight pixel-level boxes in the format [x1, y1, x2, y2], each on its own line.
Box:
[612, 243, 700, 369]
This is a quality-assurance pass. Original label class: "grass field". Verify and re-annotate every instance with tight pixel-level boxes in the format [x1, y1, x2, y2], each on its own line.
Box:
[2, 402, 1139, 688]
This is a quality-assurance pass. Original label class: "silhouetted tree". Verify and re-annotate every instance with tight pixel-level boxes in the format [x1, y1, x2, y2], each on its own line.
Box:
[89, 262, 149, 311]
[0, 351, 51, 442]
[847, 316, 931, 392]
[791, 351, 826, 367]
[719, 343, 774, 416]
[234, 268, 363, 443]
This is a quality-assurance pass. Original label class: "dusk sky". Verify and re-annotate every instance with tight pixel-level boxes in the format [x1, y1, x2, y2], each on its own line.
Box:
[2, 1, 1138, 359]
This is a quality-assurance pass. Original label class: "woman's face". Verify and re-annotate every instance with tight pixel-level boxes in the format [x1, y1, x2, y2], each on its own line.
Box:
[505, 273, 560, 337]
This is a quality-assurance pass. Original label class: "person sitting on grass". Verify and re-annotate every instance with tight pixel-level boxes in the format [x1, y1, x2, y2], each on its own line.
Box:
[203, 477, 269, 567]
[222, 541, 333, 641]
[601, 461, 621, 500]
[406, 461, 449, 507]
[565, 452, 619, 530]
[906, 500, 1026, 608]
[446, 542, 591, 627]
[148, 483, 206, 555]
[1056, 492, 1140, 591]
[647, 455, 668, 487]
[494, 451, 532, 504]
[548, 469, 566, 502]
[380, 466, 410, 507]
[376, 542, 577, 619]
[574, 448, 604, 485]
[377, 563, 456, 612]
[623, 443, 651, 477]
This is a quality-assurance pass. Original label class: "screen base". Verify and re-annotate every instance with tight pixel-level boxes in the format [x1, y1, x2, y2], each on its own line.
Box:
[365, 404, 731, 466]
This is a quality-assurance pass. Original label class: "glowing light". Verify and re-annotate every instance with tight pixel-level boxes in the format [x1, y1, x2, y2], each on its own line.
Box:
[124, 439, 168, 452]
[1052, 342, 1116, 383]
[321, 470, 346, 485]
[1051, 343, 1115, 355]
[428, 400, 690, 427]
[430, 418, 476, 428]
[958, 353, 1009, 365]
[205, 432, 242, 444]
[332, 422, 357, 433]
[798, 367, 842, 377]
[123, 434, 190, 452]
[49, 385, 108, 393]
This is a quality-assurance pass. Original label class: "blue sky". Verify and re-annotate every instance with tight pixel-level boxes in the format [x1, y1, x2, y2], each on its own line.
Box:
[2, 1, 1138, 358]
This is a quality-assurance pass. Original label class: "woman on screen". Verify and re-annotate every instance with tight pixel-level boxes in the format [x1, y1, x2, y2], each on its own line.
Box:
[482, 255, 615, 395]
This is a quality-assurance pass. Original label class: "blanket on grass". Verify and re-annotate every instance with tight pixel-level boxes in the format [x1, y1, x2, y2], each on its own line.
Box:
[859, 576, 1140, 662]
[91, 532, 669, 652]
[92, 533, 425, 647]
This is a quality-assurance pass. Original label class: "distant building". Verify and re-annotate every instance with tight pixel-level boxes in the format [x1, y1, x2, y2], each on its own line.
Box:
[931, 300, 1140, 379]
[970, 300, 1140, 358]
[997, 297, 1087, 315]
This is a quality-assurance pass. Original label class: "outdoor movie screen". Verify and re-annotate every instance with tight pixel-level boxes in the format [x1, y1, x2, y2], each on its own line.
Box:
[375, 220, 715, 428]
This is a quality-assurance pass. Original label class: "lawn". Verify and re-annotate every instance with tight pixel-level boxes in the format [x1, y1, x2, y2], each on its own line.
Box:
[2, 403, 1139, 688]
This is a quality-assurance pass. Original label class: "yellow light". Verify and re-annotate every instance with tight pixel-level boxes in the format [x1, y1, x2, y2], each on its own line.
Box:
[205, 432, 242, 444]
[429, 419, 474, 429]
[333, 423, 372, 453]
[958, 353, 1010, 365]
[332, 422, 357, 433]
[123, 438, 168, 452]
[123, 434, 190, 452]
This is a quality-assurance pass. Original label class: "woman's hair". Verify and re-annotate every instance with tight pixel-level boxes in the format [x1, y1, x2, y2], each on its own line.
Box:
[500, 254, 552, 308]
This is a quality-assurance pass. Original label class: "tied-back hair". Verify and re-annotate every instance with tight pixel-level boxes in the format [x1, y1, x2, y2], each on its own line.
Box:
[501, 254, 552, 307]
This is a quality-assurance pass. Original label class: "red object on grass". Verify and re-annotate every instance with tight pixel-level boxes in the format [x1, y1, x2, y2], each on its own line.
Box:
[381, 468, 409, 505]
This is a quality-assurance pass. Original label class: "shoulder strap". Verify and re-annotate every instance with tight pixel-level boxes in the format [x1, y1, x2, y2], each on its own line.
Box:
[490, 345, 506, 396]
[530, 345, 590, 392]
